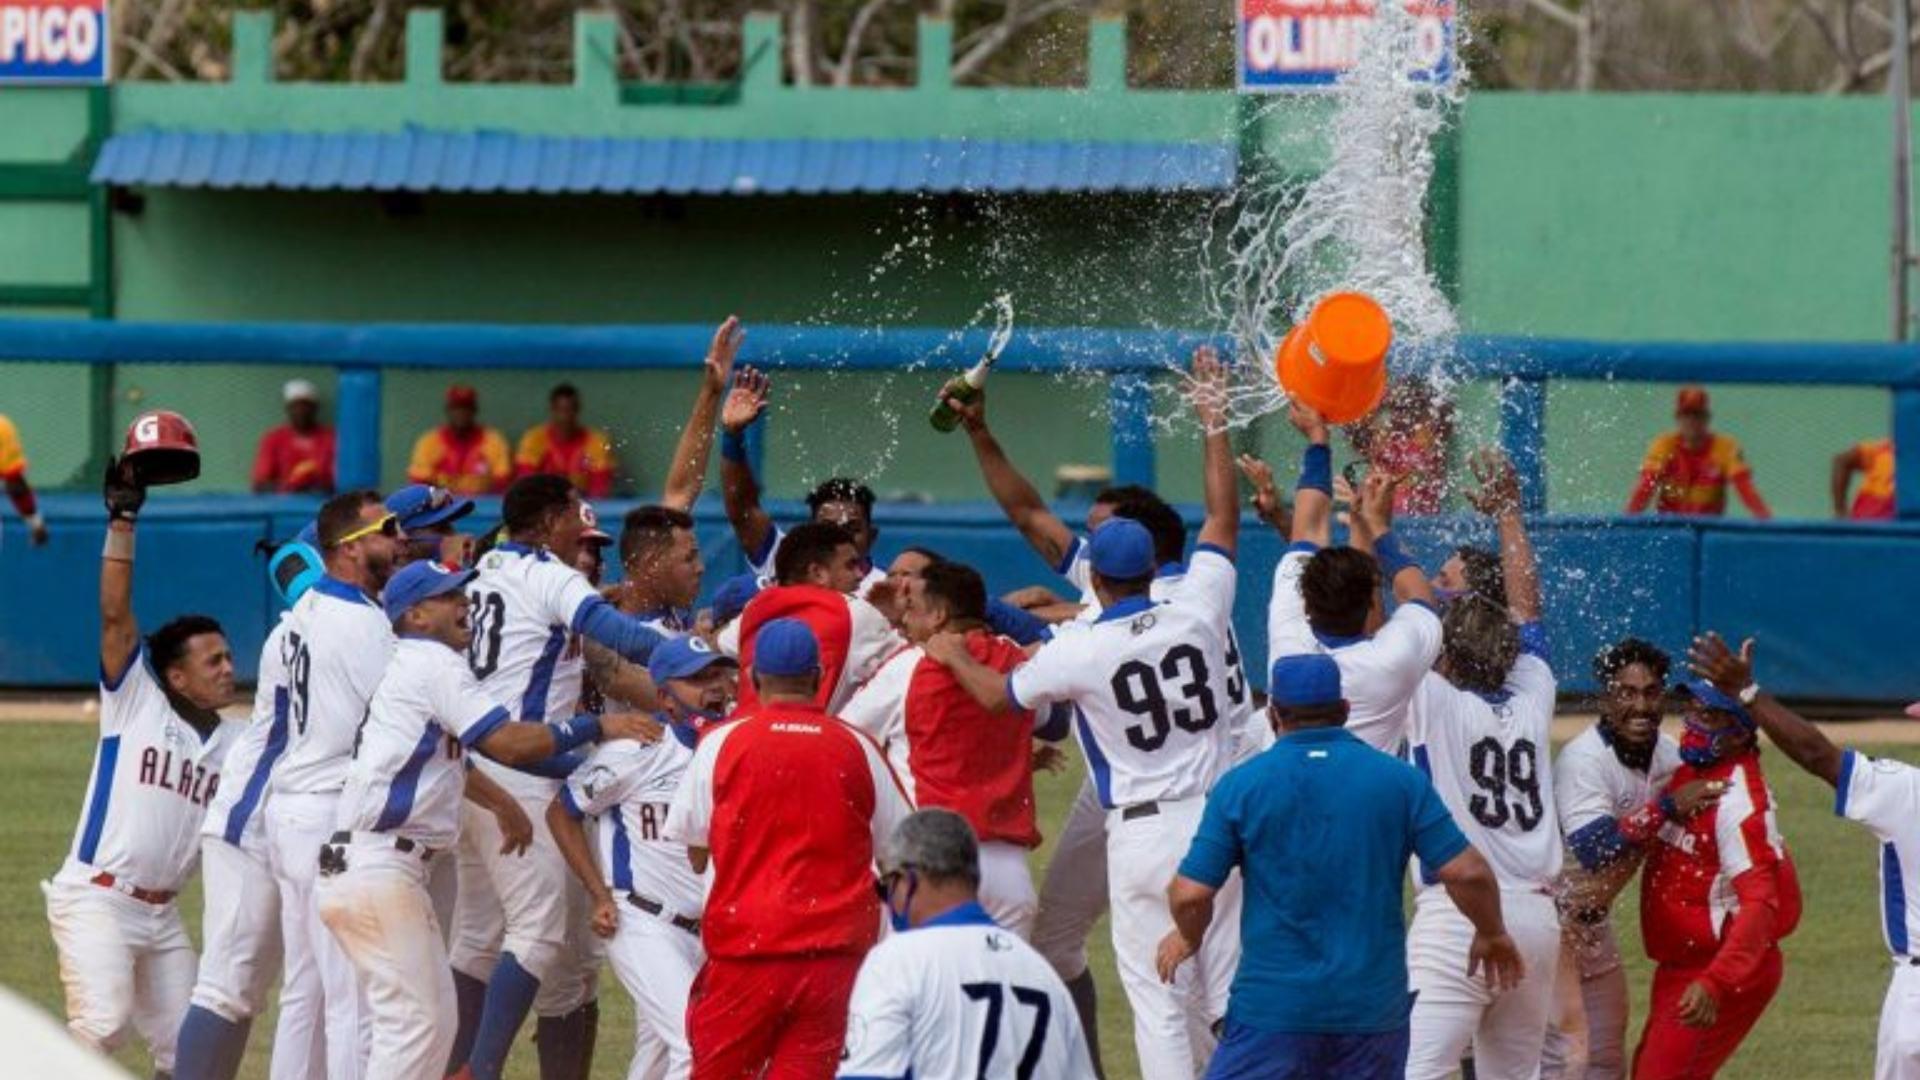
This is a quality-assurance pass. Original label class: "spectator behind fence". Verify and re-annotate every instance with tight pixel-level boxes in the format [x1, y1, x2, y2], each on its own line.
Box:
[515, 383, 617, 497]
[1832, 437, 1895, 520]
[1626, 387, 1771, 519]
[0, 413, 48, 546]
[407, 383, 512, 495]
[250, 379, 336, 495]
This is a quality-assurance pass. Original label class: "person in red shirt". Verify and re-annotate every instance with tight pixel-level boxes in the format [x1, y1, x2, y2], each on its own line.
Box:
[841, 560, 1067, 940]
[250, 379, 336, 494]
[515, 384, 618, 498]
[666, 618, 912, 1080]
[1626, 388, 1771, 519]
[408, 385, 512, 495]
[718, 521, 901, 715]
[1633, 679, 1801, 1079]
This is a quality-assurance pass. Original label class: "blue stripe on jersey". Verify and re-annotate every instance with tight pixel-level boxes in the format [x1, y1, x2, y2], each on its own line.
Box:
[1411, 744, 1440, 886]
[1054, 535, 1085, 576]
[1886, 842, 1910, 956]
[373, 724, 442, 832]
[558, 785, 586, 821]
[100, 643, 143, 692]
[520, 628, 568, 722]
[1074, 705, 1115, 809]
[609, 805, 634, 892]
[460, 706, 511, 750]
[1836, 749, 1859, 816]
[225, 687, 292, 844]
[76, 735, 121, 864]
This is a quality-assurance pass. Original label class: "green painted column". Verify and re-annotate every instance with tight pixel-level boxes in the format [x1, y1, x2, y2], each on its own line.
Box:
[917, 18, 953, 92]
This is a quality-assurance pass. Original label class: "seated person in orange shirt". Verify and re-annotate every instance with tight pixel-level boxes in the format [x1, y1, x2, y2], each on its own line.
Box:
[1832, 438, 1895, 520]
[407, 384, 512, 495]
[515, 384, 616, 498]
[1626, 387, 1771, 519]
[251, 379, 336, 494]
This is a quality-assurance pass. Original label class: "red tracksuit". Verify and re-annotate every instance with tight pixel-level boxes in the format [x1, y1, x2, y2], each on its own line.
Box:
[1633, 750, 1801, 1079]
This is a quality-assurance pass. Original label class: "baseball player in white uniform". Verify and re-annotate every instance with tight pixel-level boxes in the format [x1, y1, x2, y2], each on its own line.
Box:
[548, 636, 734, 1080]
[264, 490, 409, 1080]
[174, 533, 324, 1080]
[315, 560, 656, 1080]
[1404, 451, 1563, 1080]
[1687, 632, 1920, 1080]
[454, 474, 670, 1080]
[1542, 639, 1685, 1080]
[930, 353, 1243, 1080]
[46, 460, 239, 1074]
[841, 809, 1095, 1080]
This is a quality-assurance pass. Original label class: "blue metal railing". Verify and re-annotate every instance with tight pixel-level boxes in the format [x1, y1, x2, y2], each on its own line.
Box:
[4, 317, 1919, 517]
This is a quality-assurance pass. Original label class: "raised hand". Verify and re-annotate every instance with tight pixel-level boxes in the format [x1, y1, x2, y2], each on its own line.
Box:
[1688, 632, 1755, 697]
[1463, 448, 1522, 518]
[1188, 346, 1229, 431]
[721, 367, 771, 434]
[1357, 470, 1399, 537]
[703, 316, 747, 395]
[1235, 453, 1287, 527]
[1287, 399, 1329, 444]
[943, 390, 988, 435]
[103, 455, 146, 523]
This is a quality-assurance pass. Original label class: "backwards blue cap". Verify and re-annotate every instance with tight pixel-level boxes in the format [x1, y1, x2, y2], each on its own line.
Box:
[382, 560, 477, 624]
[1089, 518, 1156, 580]
[753, 618, 821, 678]
[1682, 679, 1753, 728]
[710, 573, 764, 625]
[1269, 654, 1344, 709]
[385, 484, 474, 532]
[649, 635, 737, 687]
[270, 537, 324, 606]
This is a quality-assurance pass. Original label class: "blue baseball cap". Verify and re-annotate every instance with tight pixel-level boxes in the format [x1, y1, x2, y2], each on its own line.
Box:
[710, 573, 763, 625]
[385, 484, 474, 531]
[753, 618, 820, 677]
[269, 538, 324, 607]
[383, 560, 477, 624]
[1682, 679, 1752, 727]
[1089, 518, 1155, 580]
[1269, 654, 1344, 709]
[648, 636, 737, 686]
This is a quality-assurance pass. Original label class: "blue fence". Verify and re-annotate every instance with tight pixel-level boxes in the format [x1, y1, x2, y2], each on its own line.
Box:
[2, 317, 1918, 700]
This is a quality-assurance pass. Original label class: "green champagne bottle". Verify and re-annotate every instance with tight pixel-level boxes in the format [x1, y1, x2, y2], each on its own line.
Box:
[929, 355, 995, 433]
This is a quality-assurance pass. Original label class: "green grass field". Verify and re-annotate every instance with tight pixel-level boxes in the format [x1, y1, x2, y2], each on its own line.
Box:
[0, 720, 1903, 1078]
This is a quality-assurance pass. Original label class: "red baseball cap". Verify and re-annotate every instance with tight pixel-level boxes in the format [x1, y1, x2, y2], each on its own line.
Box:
[1674, 387, 1710, 415]
[446, 384, 478, 408]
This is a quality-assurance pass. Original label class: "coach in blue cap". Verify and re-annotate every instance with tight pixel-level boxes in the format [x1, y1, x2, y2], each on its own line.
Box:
[1156, 653, 1524, 1079]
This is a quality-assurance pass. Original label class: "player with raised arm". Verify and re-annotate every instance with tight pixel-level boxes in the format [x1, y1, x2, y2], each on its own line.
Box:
[548, 636, 738, 1080]
[1402, 450, 1565, 1079]
[1263, 399, 1443, 752]
[44, 457, 238, 1074]
[315, 560, 657, 1080]
[659, 317, 746, 512]
[928, 350, 1243, 1080]
[840, 809, 1095, 1080]
[265, 489, 409, 1080]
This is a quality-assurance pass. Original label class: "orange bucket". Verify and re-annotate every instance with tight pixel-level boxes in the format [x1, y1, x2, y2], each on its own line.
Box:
[1274, 291, 1394, 424]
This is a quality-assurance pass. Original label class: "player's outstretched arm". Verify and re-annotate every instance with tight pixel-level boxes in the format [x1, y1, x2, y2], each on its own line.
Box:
[1354, 472, 1435, 608]
[1435, 846, 1525, 992]
[662, 317, 745, 511]
[99, 457, 147, 684]
[718, 366, 776, 562]
[1190, 347, 1239, 558]
[1234, 453, 1291, 535]
[584, 641, 663, 711]
[1465, 449, 1540, 623]
[946, 389, 1077, 571]
[1689, 632, 1840, 786]
[464, 768, 533, 856]
[475, 711, 661, 769]
[923, 630, 1014, 712]
[1286, 401, 1333, 548]
[546, 796, 620, 939]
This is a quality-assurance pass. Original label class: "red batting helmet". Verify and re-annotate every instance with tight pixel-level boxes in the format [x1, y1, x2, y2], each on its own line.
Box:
[122, 410, 202, 486]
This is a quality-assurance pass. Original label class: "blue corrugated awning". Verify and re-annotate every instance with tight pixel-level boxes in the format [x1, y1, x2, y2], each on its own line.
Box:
[90, 127, 1237, 195]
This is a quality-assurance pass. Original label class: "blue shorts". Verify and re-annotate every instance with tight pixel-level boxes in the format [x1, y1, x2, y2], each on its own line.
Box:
[1204, 1019, 1410, 1080]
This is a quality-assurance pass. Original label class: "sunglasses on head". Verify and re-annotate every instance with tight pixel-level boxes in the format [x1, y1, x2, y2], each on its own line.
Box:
[331, 512, 401, 548]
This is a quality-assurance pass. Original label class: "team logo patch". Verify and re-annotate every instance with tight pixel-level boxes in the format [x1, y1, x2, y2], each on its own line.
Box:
[1129, 613, 1157, 635]
[985, 931, 1013, 952]
[580, 764, 616, 803]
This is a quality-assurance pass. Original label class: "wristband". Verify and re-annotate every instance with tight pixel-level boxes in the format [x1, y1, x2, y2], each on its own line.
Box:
[550, 714, 604, 754]
[102, 525, 134, 562]
[1296, 443, 1332, 495]
[720, 428, 749, 465]
[1372, 530, 1418, 580]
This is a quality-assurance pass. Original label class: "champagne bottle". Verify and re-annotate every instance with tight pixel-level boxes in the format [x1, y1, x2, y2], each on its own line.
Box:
[929, 355, 995, 433]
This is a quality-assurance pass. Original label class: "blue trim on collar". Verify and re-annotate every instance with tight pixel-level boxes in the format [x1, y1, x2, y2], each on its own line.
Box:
[1093, 594, 1156, 624]
[1312, 628, 1367, 649]
[496, 541, 550, 562]
[313, 574, 377, 606]
[668, 719, 699, 750]
[917, 901, 999, 930]
[1193, 542, 1234, 564]
[1279, 726, 1355, 745]
[1158, 560, 1186, 577]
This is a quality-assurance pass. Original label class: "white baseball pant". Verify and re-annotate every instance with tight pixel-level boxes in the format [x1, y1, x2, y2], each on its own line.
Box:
[266, 792, 366, 1080]
[1879, 960, 1920, 1080]
[604, 898, 704, 1080]
[452, 793, 601, 1015]
[42, 878, 197, 1071]
[1407, 888, 1563, 1080]
[1106, 796, 1239, 1080]
[189, 837, 285, 1024]
[1543, 917, 1628, 1080]
[316, 837, 455, 1080]
[1031, 778, 1109, 980]
[979, 840, 1040, 942]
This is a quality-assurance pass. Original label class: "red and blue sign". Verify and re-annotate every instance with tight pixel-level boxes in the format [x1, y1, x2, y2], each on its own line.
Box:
[1238, 0, 1454, 91]
[0, 0, 109, 84]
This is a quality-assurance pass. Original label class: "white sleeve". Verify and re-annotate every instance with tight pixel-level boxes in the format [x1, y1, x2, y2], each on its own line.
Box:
[1265, 546, 1319, 660]
[664, 723, 730, 848]
[1838, 750, 1920, 843]
[715, 616, 742, 659]
[1059, 535, 1092, 595]
[347, 615, 395, 703]
[745, 525, 786, 579]
[437, 658, 512, 748]
[99, 644, 163, 738]
[844, 598, 906, 691]
[1554, 739, 1619, 835]
[1352, 602, 1443, 710]
[1006, 635, 1088, 711]
[539, 561, 604, 630]
[1507, 654, 1558, 732]
[839, 648, 916, 746]
[836, 946, 916, 1078]
[566, 745, 642, 818]
[1182, 546, 1238, 627]
[854, 727, 914, 855]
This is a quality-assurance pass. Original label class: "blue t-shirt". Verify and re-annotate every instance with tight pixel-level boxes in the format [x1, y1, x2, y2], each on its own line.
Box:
[1178, 725, 1468, 1034]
